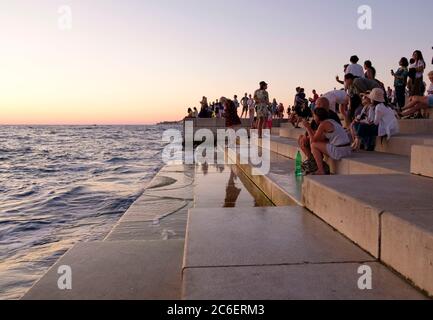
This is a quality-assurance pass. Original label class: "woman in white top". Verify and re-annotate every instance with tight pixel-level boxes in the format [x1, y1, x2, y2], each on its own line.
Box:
[366, 88, 399, 139]
[374, 101, 399, 140]
[303, 108, 352, 175]
[345, 55, 365, 79]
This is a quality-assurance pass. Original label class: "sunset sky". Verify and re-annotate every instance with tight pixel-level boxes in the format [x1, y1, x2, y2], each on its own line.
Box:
[0, 0, 432, 125]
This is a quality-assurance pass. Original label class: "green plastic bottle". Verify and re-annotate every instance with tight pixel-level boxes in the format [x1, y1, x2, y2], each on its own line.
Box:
[295, 151, 303, 177]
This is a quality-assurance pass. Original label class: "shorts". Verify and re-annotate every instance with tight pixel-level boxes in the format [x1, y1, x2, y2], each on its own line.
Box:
[326, 144, 352, 161]
[428, 95, 433, 107]
[256, 105, 269, 118]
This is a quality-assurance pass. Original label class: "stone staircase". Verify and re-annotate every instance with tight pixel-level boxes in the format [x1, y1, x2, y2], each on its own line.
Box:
[253, 119, 433, 296]
[23, 119, 433, 300]
[181, 118, 433, 299]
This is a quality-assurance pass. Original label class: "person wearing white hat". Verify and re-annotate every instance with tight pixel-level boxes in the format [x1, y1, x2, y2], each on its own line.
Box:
[368, 88, 399, 140]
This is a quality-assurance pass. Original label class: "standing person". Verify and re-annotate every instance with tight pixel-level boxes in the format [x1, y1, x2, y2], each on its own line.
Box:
[247, 94, 256, 128]
[364, 60, 377, 80]
[271, 99, 278, 119]
[214, 103, 221, 118]
[240, 93, 249, 118]
[286, 105, 292, 119]
[411, 50, 426, 96]
[221, 97, 241, 128]
[200, 96, 208, 109]
[278, 103, 285, 119]
[267, 111, 273, 130]
[346, 55, 365, 78]
[391, 57, 409, 111]
[233, 95, 240, 111]
[336, 65, 349, 85]
[198, 96, 210, 118]
[254, 81, 270, 138]
[309, 89, 319, 110]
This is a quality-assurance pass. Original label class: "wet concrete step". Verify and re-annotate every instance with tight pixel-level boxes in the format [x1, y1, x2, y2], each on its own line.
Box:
[193, 164, 273, 208]
[23, 240, 184, 300]
[182, 207, 425, 300]
[302, 174, 433, 296]
[227, 146, 302, 206]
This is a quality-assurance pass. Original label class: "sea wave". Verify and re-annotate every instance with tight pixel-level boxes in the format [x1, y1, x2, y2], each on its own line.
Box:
[0, 124, 179, 299]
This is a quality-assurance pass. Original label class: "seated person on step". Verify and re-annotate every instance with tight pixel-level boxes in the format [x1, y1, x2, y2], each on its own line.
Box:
[400, 71, 433, 118]
[298, 97, 342, 163]
[303, 108, 352, 175]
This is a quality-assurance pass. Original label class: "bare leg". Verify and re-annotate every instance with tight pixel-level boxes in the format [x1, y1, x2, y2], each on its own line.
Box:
[298, 135, 312, 159]
[258, 118, 265, 138]
[340, 104, 350, 128]
[401, 99, 429, 117]
[402, 96, 428, 116]
[311, 142, 329, 175]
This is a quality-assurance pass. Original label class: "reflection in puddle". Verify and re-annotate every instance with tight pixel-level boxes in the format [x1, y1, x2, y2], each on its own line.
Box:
[194, 165, 273, 208]
[224, 170, 242, 208]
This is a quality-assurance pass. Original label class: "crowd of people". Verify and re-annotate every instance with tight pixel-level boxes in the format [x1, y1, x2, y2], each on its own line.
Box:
[185, 50, 432, 175]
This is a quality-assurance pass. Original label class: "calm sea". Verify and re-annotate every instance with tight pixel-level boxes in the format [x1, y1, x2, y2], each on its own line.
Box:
[0, 124, 178, 299]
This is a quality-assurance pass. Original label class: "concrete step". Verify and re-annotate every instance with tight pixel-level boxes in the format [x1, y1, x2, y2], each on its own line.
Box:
[280, 127, 305, 139]
[182, 207, 425, 300]
[23, 240, 184, 300]
[259, 135, 300, 159]
[261, 136, 410, 175]
[399, 119, 433, 135]
[302, 174, 433, 296]
[271, 127, 281, 136]
[226, 146, 302, 206]
[327, 151, 410, 175]
[375, 134, 433, 156]
[411, 145, 433, 179]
